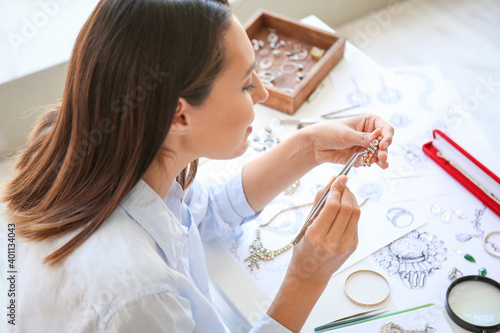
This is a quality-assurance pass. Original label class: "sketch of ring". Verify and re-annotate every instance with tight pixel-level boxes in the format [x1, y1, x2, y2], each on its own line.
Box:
[386, 208, 414, 228]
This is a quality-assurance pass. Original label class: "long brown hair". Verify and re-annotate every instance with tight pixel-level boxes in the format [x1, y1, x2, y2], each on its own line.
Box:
[2, 0, 231, 265]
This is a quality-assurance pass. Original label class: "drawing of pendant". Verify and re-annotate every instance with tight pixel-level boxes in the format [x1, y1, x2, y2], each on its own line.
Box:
[346, 77, 371, 106]
[377, 74, 402, 104]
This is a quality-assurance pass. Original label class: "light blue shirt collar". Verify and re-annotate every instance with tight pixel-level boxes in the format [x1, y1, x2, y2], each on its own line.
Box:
[119, 179, 188, 266]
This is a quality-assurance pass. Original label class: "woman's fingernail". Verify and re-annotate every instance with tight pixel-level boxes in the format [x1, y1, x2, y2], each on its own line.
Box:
[339, 175, 348, 186]
[383, 142, 389, 150]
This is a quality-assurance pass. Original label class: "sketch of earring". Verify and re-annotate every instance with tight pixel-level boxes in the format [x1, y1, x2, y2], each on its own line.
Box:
[284, 180, 300, 195]
[393, 69, 435, 113]
[377, 75, 402, 104]
[389, 114, 411, 128]
[379, 322, 435, 333]
[386, 208, 414, 228]
[347, 77, 371, 106]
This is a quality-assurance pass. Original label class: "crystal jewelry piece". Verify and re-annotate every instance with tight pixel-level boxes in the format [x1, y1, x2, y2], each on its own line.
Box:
[379, 322, 435, 333]
[478, 267, 487, 276]
[452, 208, 467, 219]
[284, 180, 300, 195]
[245, 202, 313, 270]
[259, 57, 272, 70]
[310, 46, 325, 60]
[448, 267, 463, 280]
[464, 253, 476, 262]
[290, 49, 308, 61]
[454, 246, 463, 254]
[258, 70, 277, 82]
[440, 211, 451, 223]
[251, 39, 260, 51]
[483, 230, 500, 258]
[258, 48, 270, 57]
[280, 61, 298, 74]
[267, 32, 278, 44]
[430, 203, 441, 215]
[272, 49, 281, 58]
[362, 136, 382, 167]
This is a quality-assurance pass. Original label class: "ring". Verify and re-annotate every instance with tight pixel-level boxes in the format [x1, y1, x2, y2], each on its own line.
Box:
[251, 39, 260, 51]
[259, 58, 272, 70]
[483, 231, 500, 258]
[258, 70, 276, 82]
[448, 267, 463, 280]
[386, 208, 414, 228]
[280, 62, 298, 74]
[344, 270, 390, 306]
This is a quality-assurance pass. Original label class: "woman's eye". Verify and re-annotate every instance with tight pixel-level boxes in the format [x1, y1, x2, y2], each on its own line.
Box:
[243, 82, 256, 92]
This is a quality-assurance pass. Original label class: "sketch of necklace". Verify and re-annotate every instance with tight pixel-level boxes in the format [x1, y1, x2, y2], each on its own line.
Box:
[456, 205, 500, 254]
[347, 77, 371, 106]
[393, 70, 435, 113]
[373, 231, 447, 289]
[377, 74, 402, 104]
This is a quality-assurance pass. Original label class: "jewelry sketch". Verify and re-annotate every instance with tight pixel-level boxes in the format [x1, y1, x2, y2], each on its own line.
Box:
[373, 231, 447, 289]
[377, 75, 402, 104]
[389, 114, 411, 128]
[393, 70, 435, 113]
[347, 77, 372, 106]
[386, 208, 414, 228]
[455, 205, 500, 255]
[357, 183, 383, 202]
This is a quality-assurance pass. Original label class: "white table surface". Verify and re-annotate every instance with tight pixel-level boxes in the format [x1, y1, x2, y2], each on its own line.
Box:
[201, 15, 498, 333]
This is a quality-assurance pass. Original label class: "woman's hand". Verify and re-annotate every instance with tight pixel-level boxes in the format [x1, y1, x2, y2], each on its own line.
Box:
[267, 176, 360, 331]
[288, 175, 360, 281]
[302, 113, 394, 169]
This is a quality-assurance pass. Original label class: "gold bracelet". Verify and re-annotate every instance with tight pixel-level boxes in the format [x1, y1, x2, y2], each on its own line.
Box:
[483, 231, 500, 258]
[344, 269, 391, 306]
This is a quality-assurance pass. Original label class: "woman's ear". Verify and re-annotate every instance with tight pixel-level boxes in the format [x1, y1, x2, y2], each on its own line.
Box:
[169, 98, 191, 135]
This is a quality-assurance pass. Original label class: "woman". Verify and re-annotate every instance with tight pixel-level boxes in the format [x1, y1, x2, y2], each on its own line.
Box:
[3, 0, 393, 332]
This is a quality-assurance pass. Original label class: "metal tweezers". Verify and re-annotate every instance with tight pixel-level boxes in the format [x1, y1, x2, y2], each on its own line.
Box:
[292, 151, 363, 246]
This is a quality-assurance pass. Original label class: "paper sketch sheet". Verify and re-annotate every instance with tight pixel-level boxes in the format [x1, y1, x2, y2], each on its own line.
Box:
[200, 65, 500, 303]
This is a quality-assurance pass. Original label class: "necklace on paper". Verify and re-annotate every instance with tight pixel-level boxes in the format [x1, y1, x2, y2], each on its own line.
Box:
[245, 202, 313, 271]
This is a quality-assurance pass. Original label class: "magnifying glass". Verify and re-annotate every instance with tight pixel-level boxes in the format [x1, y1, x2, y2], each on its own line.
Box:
[446, 275, 500, 332]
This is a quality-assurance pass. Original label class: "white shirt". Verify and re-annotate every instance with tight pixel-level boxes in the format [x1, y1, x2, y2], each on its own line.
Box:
[10, 171, 291, 332]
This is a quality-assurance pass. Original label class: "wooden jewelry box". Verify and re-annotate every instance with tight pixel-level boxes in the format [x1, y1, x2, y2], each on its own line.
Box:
[245, 10, 346, 115]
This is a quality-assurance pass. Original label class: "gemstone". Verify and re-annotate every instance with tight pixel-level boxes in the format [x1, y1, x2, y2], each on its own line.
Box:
[441, 211, 451, 222]
[478, 268, 487, 276]
[372, 139, 379, 146]
[454, 246, 463, 254]
[456, 234, 472, 242]
[464, 254, 476, 262]
[431, 203, 441, 215]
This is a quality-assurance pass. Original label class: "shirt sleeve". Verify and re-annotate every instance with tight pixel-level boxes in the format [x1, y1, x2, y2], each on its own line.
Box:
[250, 313, 292, 333]
[184, 168, 258, 241]
[103, 291, 196, 333]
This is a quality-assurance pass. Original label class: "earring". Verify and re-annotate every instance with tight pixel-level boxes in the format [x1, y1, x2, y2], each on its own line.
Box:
[363, 136, 382, 167]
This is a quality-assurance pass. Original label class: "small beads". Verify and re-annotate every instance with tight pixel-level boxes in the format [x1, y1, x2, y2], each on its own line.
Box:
[478, 267, 487, 276]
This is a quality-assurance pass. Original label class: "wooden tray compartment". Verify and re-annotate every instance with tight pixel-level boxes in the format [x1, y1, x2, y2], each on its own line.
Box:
[245, 10, 346, 115]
